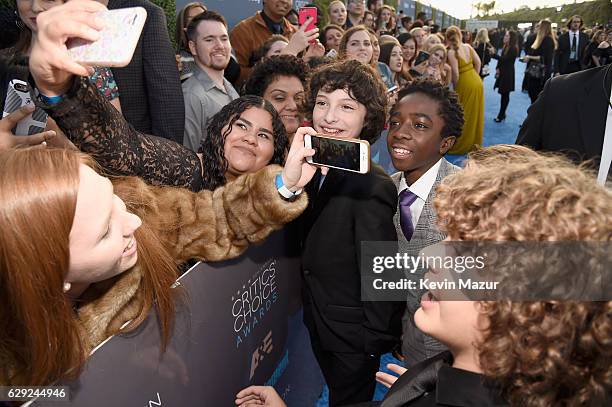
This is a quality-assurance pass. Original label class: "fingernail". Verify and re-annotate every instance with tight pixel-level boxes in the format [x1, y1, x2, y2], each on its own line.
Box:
[41, 141, 47, 147]
[25, 104, 35, 112]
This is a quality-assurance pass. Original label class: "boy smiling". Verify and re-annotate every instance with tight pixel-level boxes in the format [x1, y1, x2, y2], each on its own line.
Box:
[386, 80, 464, 365]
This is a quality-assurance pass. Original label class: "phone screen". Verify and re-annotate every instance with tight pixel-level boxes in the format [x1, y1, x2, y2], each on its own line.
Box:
[310, 136, 361, 171]
[414, 51, 430, 66]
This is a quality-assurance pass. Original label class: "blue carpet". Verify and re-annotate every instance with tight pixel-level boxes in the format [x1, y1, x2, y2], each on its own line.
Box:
[315, 58, 532, 407]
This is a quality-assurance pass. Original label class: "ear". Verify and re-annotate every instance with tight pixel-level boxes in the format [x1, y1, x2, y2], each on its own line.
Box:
[188, 40, 197, 56]
[439, 136, 456, 155]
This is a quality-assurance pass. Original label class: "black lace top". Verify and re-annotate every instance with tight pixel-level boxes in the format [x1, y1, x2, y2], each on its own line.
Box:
[36, 76, 203, 191]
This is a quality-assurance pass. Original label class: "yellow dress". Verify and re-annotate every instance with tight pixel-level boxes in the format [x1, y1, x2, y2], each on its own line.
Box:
[449, 52, 484, 155]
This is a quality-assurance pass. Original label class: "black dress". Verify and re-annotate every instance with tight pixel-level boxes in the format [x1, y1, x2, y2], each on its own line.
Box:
[492, 47, 518, 94]
[474, 42, 492, 78]
[526, 36, 554, 103]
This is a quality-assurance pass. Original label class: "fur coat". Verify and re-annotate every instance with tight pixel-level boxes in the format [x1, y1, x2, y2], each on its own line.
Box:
[77, 164, 307, 353]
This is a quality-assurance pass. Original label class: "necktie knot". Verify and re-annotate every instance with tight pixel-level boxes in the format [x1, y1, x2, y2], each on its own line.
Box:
[399, 188, 418, 207]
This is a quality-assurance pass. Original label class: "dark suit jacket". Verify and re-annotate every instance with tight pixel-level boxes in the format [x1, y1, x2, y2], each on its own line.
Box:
[347, 352, 507, 407]
[492, 47, 518, 93]
[301, 165, 405, 355]
[554, 31, 589, 74]
[107, 0, 184, 143]
[516, 65, 610, 164]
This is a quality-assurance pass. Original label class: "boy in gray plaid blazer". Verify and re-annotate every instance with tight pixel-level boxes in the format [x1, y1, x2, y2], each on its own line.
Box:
[386, 80, 464, 366]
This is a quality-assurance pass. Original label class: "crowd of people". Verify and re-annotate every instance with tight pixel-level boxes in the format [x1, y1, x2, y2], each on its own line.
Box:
[0, 0, 611, 406]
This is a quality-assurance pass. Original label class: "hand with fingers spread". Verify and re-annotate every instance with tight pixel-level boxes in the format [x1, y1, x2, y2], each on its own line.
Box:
[29, 0, 106, 96]
[0, 105, 56, 152]
[281, 17, 319, 57]
[235, 386, 286, 407]
[280, 126, 318, 191]
[375, 363, 408, 389]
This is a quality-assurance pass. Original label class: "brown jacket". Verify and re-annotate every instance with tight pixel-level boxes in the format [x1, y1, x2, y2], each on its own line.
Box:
[77, 165, 307, 353]
[229, 11, 296, 85]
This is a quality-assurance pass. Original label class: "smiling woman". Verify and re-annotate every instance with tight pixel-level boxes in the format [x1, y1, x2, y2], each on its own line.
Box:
[199, 95, 288, 190]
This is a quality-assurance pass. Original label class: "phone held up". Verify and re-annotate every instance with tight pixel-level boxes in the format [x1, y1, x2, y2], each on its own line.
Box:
[67, 7, 147, 67]
[413, 50, 430, 66]
[2, 79, 48, 136]
[298, 7, 318, 42]
[304, 134, 370, 174]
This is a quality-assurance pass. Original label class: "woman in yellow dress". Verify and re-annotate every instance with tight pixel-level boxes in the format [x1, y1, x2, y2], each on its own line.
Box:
[446, 26, 484, 155]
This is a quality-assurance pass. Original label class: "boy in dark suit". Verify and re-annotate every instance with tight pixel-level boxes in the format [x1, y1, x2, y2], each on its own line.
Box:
[386, 80, 464, 365]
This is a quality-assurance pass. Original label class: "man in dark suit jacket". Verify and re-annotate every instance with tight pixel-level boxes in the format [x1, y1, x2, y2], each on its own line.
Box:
[301, 164, 405, 407]
[101, 0, 184, 143]
[554, 15, 589, 76]
[517, 64, 610, 165]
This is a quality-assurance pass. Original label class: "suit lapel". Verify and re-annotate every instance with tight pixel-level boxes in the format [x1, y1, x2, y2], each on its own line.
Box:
[577, 68, 609, 159]
[305, 169, 346, 230]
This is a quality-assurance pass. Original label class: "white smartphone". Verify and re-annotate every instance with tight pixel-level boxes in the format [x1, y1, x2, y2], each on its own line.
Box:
[304, 134, 370, 174]
[67, 7, 147, 67]
[2, 79, 48, 136]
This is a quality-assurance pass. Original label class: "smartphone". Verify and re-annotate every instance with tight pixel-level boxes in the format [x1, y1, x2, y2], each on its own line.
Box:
[298, 7, 318, 33]
[414, 50, 430, 66]
[67, 7, 147, 67]
[304, 134, 370, 174]
[325, 48, 338, 59]
[2, 80, 48, 136]
[387, 85, 399, 94]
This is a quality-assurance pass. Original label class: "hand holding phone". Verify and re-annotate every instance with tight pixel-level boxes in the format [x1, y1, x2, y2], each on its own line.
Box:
[304, 134, 370, 174]
[2, 80, 48, 136]
[298, 7, 318, 33]
[413, 51, 430, 66]
[67, 7, 147, 67]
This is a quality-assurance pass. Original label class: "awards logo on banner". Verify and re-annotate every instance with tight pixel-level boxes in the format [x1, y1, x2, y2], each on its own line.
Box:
[29, 230, 324, 407]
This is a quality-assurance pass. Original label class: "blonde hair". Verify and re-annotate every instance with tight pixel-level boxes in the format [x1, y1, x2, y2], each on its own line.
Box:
[474, 28, 490, 46]
[532, 20, 558, 50]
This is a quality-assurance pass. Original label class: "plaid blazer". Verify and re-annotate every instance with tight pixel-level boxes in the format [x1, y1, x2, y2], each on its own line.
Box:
[107, 0, 184, 143]
[391, 159, 459, 365]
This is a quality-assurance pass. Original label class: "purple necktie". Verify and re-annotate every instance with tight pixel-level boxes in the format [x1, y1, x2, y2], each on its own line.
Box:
[399, 188, 418, 241]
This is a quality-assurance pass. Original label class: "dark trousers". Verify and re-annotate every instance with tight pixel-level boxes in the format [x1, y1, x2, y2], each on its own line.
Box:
[498, 92, 510, 118]
[312, 344, 380, 407]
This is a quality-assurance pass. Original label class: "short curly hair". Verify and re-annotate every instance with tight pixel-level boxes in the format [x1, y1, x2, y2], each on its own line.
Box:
[396, 79, 464, 139]
[303, 59, 388, 143]
[434, 145, 612, 406]
[241, 55, 308, 98]
[199, 95, 288, 190]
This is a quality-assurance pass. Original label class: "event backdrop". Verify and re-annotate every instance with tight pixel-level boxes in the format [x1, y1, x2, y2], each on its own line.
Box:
[30, 229, 324, 406]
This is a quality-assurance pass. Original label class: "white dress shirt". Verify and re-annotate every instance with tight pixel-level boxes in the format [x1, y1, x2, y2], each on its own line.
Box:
[569, 30, 580, 60]
[597, 81, 612, 186]
[397, 159, 443, 228]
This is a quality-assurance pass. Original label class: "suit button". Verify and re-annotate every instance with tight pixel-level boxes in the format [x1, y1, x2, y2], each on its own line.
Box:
[303, 269, 311, 276]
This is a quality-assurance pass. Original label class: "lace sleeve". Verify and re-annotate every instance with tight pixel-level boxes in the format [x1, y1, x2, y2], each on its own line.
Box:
[36, 76, 203, 191]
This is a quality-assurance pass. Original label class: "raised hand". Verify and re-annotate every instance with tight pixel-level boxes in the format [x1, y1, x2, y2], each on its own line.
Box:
[29, 0, 106, 96]
[281, 126, 317, 191]
[0, 105, 56, 151]
[235, 386, 286, 407]
[281, 16, 319, 56]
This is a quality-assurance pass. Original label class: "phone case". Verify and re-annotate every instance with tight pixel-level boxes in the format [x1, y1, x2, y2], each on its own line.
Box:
[67, 7, 147, 67]
[298, 7, 318, 32]
[2, 80, 48, 136]
[305, 134, 370, 174]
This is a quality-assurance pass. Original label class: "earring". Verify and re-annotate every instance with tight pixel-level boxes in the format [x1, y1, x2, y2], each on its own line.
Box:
[14, 11, 24, 30]
[62, 282, 71, 293]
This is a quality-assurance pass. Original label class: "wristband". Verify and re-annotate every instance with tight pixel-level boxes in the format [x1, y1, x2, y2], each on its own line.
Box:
[38, 93, 64, 105]
[275, 174, 302, 200]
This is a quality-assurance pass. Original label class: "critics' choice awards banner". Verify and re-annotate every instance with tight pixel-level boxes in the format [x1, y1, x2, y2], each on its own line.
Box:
[31, 230, 324, 407]
[399, 0, 416, 18]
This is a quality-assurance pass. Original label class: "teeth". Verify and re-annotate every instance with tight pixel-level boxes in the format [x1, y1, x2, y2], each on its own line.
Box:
[124, 238, 134, 253]
[393, 147, 412, 155]
[322, 128, 341, 134]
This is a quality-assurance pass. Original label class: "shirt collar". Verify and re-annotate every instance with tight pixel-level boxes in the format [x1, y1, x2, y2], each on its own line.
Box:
[260, 10, 284, 35]
[398, 159, 443, 202]
[194, 65, 229, 93]
[435, 365, 506, 406]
